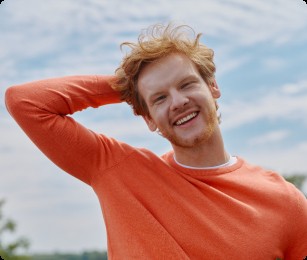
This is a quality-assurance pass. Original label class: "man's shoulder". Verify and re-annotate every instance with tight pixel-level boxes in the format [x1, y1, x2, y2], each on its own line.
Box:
[236, 158, 303, 196]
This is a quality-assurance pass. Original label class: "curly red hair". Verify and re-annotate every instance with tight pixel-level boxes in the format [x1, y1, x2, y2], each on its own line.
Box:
[111, 23, 216, 117]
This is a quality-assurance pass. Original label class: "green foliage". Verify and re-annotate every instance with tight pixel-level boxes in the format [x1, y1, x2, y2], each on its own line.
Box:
[0, 199, 30, 260]
[30, 251, 108, 260]
[284, 175, 306, 191]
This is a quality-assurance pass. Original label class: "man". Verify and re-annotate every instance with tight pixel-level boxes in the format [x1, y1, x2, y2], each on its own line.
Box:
[5, 23, 307, 259]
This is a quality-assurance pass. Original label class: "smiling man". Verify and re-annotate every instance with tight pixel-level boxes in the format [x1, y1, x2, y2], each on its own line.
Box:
[138, 52, 223, 166]
[5, 23, 307, 259]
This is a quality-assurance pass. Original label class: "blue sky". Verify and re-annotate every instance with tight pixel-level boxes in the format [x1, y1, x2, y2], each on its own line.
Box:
[1, 0, 307, 254]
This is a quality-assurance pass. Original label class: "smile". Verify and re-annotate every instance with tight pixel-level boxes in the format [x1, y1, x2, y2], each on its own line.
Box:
[175, 112, 198, 126]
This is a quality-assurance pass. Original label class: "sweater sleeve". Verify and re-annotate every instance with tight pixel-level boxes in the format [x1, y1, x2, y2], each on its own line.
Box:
[5, 75, 124, 185]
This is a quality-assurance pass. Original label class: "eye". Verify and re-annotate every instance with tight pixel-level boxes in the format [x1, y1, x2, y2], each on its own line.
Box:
[153, 95, 166, 104]
[154, 95, 166, 103]
[181, 81, 195, 89]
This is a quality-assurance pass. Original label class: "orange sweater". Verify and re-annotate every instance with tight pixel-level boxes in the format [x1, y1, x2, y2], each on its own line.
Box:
[5, 75, 307, 259]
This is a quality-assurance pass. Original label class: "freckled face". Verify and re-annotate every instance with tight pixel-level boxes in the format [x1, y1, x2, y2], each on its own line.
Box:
[138, 53, 220, 148]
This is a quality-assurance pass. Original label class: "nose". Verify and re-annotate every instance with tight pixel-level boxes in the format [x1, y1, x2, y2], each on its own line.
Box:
[170, 90, 189, 111]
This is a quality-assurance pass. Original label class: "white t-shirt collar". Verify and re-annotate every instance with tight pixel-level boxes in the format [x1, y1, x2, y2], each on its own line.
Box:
[173, 155, 237, 170]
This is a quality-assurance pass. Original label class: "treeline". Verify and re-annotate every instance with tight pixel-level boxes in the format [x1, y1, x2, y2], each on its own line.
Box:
[0, 251, 108, 260]
[30, 251, 108, 260]
[284, 175, 306, 193]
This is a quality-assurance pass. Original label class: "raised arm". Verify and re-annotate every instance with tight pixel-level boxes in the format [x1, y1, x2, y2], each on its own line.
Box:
[5, 75, 124, 185]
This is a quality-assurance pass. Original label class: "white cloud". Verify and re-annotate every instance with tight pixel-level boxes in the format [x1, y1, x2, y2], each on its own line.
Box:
[216, 54, 250, 76]
[221, 79, 307, 129]
[242, 141, 307, 174]
[262, 57, 286, 71]
[168, 0, 307, 46]
[248, 130, 289, 146]
[281, 80, 307, 95]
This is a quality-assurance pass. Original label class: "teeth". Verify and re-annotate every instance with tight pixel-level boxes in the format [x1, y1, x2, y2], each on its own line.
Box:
[175, 112, 197, 126]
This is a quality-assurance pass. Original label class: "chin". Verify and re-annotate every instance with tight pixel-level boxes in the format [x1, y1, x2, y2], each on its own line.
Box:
[167, 131, 212, 148]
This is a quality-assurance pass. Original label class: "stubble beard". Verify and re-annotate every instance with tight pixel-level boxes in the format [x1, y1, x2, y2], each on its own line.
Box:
[160, 109, 218, 148]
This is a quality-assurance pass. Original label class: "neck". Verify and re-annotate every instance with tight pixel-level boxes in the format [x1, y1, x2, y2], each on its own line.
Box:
[172, 127, 229, 168]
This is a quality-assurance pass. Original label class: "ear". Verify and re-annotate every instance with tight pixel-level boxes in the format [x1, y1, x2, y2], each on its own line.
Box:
[209, 79, 221, 99]
[143, 115, 157, 132]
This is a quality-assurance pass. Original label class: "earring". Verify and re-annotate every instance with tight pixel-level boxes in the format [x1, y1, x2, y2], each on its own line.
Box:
[215, 100, 222, 124]
[156, 129, 163, 136]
